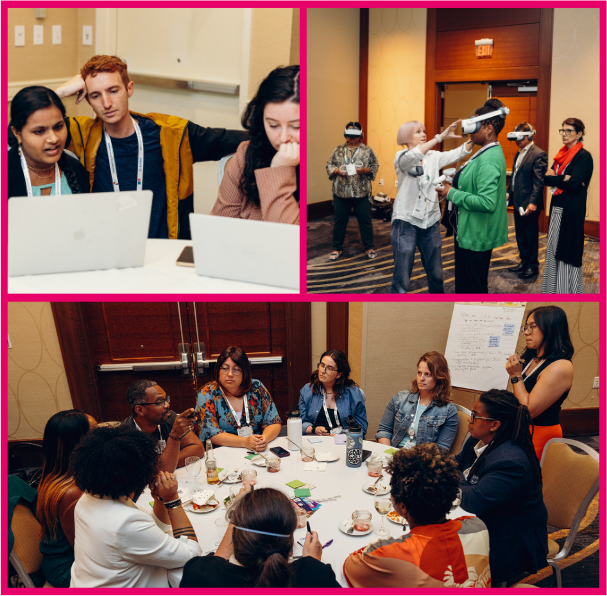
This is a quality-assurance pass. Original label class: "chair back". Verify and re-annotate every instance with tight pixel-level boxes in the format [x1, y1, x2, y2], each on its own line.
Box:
[449, 404, 471, 455]
[217, 154, 235, 185]
[541, 438, 599, 529]
[11, 503, 43, 577]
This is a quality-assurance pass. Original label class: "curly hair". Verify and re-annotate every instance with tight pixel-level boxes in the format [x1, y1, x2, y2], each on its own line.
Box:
[80, 55, 130, 89]
[126, 379, 159, 412]
[309, 349, 357, 396]
[227, 488, 296, 587]
[71, 426, 160, 500]
[388, 443, 460, 525]
[239, 65, 300, 207]
[410, 351, 452, 406]
[474, 98, 507, 136]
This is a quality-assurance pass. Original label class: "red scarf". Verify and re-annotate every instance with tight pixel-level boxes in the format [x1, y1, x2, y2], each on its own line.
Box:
[551, 142, 583, 196]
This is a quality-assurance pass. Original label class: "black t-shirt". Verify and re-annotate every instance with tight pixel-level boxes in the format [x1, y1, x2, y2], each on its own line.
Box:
[314, 407, 340, 431]
[92, 116, 169, 238]
[180, 554, 341, 588]
[123, 410, 177, 448]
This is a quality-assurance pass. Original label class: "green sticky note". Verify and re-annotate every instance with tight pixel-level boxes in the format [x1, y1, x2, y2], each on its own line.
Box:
[245, 454, 256, 460]
[294, 488, 311, 497]
[217, 468, 224, 473]
[384, 448, 397, 455]
[286, 479, 305, 489]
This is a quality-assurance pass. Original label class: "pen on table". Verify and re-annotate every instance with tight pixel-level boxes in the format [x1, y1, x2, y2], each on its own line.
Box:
[322, 539, 333, 549]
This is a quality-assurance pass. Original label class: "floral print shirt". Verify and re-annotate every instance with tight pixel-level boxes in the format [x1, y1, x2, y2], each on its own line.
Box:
[194, 380, 282, 442]
[326, 143, 379, 198]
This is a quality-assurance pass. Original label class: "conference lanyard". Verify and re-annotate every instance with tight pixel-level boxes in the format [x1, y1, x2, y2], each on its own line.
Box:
[104, 117, 144, 192]
[344, 146, 361, 165]
[322, 391, 341, 432]
[223, 393, 251, 428]
[522, 358, 545, 379]
[19, 149, 61, 197]
[134, 419, 166, 452]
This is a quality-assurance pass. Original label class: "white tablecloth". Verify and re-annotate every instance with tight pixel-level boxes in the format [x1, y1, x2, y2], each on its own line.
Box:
[7, 240, 298, 295]
[138, 436, 469, 587]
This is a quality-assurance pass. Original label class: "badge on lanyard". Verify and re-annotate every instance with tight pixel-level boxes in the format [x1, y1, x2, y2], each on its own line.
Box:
[346, 163, 357, 176]
[237, 426, 253, 437]
[19, 148, 61, 197]
[156, 439, 166, 453]
[104, 116, 144, 192]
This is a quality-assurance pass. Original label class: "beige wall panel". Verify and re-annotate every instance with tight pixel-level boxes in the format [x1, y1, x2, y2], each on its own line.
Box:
[8, 303, 73, 440]
[307, 8, 360, 204]
[290, 9, 301, 66]
[311, 302, 327, 376]
[348, 303, 365, 386]
[548, 8, 600, 221]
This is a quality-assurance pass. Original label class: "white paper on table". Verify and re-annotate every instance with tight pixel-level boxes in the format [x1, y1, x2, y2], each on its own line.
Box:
[315, 451, 336, 462]
[303, 462, 327, 472]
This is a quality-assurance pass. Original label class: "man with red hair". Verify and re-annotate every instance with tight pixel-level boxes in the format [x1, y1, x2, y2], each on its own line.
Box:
[56, 55, 246, 239]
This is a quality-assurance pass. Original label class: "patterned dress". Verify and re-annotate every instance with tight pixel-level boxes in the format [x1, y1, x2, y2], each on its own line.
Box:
[326, 143, 379, 198]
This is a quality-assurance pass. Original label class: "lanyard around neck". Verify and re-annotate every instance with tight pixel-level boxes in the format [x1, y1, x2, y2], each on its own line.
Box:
[104, 117, 144, 192]
[20, 148, 61, 196]
[344, 145, 361, 164]
[322, 389, 340, 430]
[522, 358, 545, 378]
[223, 392, 250, 427]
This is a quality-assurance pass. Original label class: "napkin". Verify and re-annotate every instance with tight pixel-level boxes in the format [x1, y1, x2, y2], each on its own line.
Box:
[294, 488, 311, 497]
[307, 437, 322, 444]
[286, 480, 305, 489]
[303, 462, 327, 472]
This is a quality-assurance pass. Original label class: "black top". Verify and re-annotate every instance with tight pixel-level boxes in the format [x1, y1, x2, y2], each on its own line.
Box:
[123, 410, 177, 446]
[523, 358, 569, 426]
[314, 406, 340, 430]
[180, 554, 341, 588]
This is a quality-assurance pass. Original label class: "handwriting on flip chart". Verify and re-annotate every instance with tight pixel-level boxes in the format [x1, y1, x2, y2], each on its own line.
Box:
[444, 304, 526, 392]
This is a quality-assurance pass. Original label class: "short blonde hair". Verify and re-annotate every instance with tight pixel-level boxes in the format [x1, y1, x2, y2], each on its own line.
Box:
[397, 121, 425, 146]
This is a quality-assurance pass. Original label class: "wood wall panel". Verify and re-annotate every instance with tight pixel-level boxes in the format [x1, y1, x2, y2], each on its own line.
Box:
[436, 8, 540, 32]
[436, 23, 540, 71]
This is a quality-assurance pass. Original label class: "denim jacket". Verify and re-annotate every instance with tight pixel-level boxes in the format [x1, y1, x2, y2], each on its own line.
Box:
[298, 384, 368, 436]
[376, 391, 459, 450]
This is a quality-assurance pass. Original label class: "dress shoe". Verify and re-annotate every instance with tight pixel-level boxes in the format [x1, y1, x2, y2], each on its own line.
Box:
[509, 263, 527, 273]
[518, 267, 539, 279]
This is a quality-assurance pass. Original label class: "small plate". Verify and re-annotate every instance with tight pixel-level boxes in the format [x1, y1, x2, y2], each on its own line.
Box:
[218, 472, 241, 484]
[186, 498, 220, 514]
[249, 456, 268, 467]
[362, 481, 390, 496]
[338, 519, 373, 536]
[315, 451, 339, 462]
[386, 510, 405, 525]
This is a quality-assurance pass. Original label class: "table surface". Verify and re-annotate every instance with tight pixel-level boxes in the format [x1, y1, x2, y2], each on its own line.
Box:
[138, 436, 468, 588]
[7, 240, 298, 295]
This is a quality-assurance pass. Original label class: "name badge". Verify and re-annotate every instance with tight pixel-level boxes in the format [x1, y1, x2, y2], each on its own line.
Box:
[156, 440, 166, 453]
[346, 163, 357, 176]
[411, 195, 426, 219]
[237, 426, 253, 437]
[403, 441, 414, 450]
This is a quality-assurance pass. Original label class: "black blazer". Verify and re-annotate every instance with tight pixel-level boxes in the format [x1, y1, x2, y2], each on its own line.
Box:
[7, 146, 90, 199]
[507, 144, 548, 211]
[544, 147, 593, 267]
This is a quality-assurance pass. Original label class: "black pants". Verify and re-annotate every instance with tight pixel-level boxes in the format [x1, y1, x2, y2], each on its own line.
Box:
[513, 206, 540, 269]
[454, 238, 492, 293]
[332, 195, 374, 251]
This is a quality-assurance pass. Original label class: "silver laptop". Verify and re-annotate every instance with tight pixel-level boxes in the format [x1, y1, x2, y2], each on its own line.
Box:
[8, 191, 153, 276]
[189, 213, 299, 289]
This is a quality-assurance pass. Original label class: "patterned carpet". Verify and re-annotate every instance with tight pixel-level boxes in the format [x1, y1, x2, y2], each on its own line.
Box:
[307, 216, 600, 294]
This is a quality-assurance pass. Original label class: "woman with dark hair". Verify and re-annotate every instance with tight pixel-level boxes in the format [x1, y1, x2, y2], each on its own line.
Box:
[326, 122, 379, 260]
[37, 410, 94, 587]
[70, 426, 200, 587]
[195, 346, 282, 450]
[376, 351, 459, 450]
[298, 349, 368, 436]
[436, 98, 509, 293]
[344, 444, 490, 588]
[211, 65, 300, 224]
[181, 487, 339, 588]
[457, 389, 548, 585]
[506, 305, 574, 460]
[8, 86, 89, 199]
[542, 118, 593, 293]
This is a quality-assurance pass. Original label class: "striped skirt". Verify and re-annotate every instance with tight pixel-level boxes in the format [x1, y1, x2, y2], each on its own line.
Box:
[541, 206, 584, 294]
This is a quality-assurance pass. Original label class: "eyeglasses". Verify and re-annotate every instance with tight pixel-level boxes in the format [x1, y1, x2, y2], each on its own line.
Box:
[469, 410, 497, 423]
[142, 396, 170, 408]
[318, 362, 338, 373]
[558, 129, 576, 136]
[219, 366, 243, 375]
[520, 323, 538, 334]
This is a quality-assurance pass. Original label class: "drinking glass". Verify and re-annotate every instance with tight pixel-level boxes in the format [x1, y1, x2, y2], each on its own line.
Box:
[450, 488, 462, 514]
[366, 459, 382, 477]
[374, 498, 391, 537]
[267, 455, 281, 473]
[294, 507, 307, 529]
[301, 447, 315, 462]
[352, 509, 372, 532]
[241, 469, 257, 487]
[229, 485, 242, 506]
[215, 517, 229, 547]
[185, 456, 202, 488]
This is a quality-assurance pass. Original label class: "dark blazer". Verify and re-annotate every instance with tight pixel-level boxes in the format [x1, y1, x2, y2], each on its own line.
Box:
[507, 143, 548, 211]
[544, 147, 593, 267]
[8, 145, 91, 199]
[457, 437, 548, 583]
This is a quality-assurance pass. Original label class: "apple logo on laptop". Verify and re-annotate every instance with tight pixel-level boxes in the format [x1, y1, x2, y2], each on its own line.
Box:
[74, 229, 86, 241]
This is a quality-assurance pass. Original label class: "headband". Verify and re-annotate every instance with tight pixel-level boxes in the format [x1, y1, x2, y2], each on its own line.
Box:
[233, 525, 290, 538]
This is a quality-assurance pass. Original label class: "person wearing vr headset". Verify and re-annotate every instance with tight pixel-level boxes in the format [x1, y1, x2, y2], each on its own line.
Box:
[436, 99, 509, 294]
[541, 118, 593, 294]
[507, 123, 548, 280]
[391, 119, 473, 293]
[326, 123, 379, 260]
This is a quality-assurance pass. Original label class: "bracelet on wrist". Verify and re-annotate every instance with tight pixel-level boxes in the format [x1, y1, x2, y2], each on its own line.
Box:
[435, 134, 443, 144]
[168, 433, 181, 441]
[164, 498, 182, 510]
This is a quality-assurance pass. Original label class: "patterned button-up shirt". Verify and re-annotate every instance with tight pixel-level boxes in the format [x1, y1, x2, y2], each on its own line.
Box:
[327, 143, 379, 198]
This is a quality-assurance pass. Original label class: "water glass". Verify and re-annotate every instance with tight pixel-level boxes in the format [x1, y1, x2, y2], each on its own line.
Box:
[185, 456, 202, 488]
[294, 507, 307, 529]
[267, 455, 281, 473]
[366, 459, 382, 477]
[241, 469, 257, 487]
[352, 509, 372, 532]
[301, 447, 315, 462]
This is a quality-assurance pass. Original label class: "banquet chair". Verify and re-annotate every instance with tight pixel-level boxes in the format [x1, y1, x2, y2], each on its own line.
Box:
[449, 404, 471, 456]
[540, 438, 599, 588]
[217, 154, 235, 185]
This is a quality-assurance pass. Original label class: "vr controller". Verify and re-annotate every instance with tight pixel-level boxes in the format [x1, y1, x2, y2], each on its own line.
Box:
[432, 168, 456, 190]
[461, 107, 510, 134]
[507, 130, 535, 141]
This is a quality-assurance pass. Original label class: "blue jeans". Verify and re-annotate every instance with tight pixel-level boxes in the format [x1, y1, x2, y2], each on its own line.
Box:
[390, 219, 444, 293]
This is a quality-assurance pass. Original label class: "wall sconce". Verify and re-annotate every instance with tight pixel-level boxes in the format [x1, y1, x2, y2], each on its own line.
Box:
[475, 38, 493, 59]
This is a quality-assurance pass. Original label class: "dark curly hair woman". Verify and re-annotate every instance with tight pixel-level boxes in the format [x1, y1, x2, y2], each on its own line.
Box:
[181, 486, 340, 588]
[344, 444, 490, 588]
[210, 65, 300, 224]
[456, 389, 548, 584]
[8, 86, 90, 199]
[436, 98, 509, 293]
[69, 426, 201, 587]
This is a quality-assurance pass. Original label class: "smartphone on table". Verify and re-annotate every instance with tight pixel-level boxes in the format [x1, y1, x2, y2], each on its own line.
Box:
[270, 446, 290, 458]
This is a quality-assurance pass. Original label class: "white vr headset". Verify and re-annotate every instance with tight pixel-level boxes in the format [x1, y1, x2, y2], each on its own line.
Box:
[507, 130, 535, 141]
[461, 107, 510, 134]
[344, 128, 363, 137]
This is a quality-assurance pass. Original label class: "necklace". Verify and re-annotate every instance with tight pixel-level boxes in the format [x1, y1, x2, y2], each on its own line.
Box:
[28, 169, 54, 180]
[27, 164, 54, 172]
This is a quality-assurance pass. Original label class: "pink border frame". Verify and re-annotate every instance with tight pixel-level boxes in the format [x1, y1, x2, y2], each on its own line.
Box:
[2, 2, 605, 595]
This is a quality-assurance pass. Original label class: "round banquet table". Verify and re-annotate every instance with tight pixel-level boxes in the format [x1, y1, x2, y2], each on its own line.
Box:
[137, 435, 470, 587]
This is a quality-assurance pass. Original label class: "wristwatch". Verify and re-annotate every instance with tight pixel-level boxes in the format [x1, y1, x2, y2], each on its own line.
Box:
[510, 377, 520, 384]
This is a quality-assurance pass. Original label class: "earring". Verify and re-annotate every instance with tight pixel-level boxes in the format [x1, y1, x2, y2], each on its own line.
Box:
[487, 133, 493, 141]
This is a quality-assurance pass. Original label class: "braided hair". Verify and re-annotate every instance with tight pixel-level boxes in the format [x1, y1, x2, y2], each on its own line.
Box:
[474, 98, 507, 137]
[239, 65, 300, 207]
[9, 86, 80, 194]
[466, 389, 542, 486]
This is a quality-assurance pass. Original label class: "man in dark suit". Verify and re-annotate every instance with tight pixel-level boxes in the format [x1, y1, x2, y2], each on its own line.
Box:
[507, 122, 548, 278]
